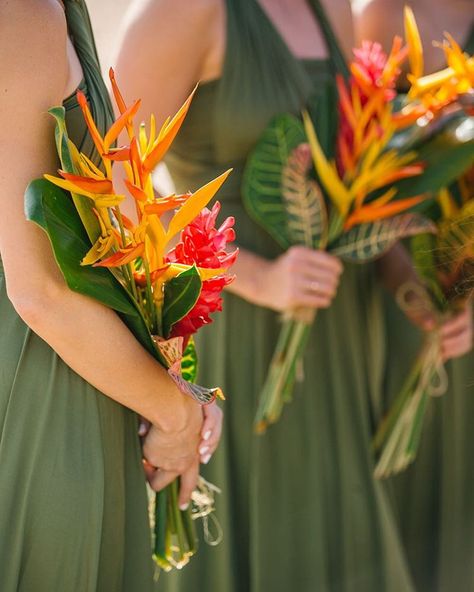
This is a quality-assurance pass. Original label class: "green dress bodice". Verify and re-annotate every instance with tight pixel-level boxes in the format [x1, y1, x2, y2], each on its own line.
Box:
[0, 3, 154, 590]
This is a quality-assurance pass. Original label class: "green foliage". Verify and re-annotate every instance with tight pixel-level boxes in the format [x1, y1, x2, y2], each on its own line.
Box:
[330, 214, 436, 262]
[162, 266, 202, 338]
[25, 178, 156, 356]
[49, 107, 101, 242]
[242, 114, 306, 249]
[281, 145, 327, 248]
[181, 337, 198, 383]
[394, 117, 474, 203]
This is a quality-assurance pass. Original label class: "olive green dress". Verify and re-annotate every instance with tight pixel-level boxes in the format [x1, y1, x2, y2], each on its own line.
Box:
[383, 26, 474, 592]
[160, 1, 414, 590]
[0, 3, 154, 590]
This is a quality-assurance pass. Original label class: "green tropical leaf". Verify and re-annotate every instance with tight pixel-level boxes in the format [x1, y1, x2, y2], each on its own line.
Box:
[281, 144, 327, 248]
[181, 337, 198, 383]
[162, 266, 202, 338]
[242, 114, 307, 250]
[25, 178, 156, 356]
[49, 106, 101, 243]
[436, 201, 474, 301]
[394, 117, 474, 203]
[330, 214, 436, 262]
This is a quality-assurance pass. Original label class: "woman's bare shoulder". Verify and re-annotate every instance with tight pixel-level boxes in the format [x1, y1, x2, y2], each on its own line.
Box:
[0, 0, 68, 108]
[353, 0, 404, 50]
[125, 0, 220, 29]
[320, 0, 355, 59]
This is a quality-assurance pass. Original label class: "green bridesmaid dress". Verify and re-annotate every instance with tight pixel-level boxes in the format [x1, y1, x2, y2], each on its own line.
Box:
[383, 25, 474, 592]
[160, 1, 414, 590]
[0, 2, 154, 590]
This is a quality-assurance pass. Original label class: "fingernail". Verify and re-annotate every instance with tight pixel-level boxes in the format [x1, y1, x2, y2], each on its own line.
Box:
[202, 454, 212, 465]
[203, 430, 212, 441]
[199, 445, 209, 455]
[179, 503, 189, 511]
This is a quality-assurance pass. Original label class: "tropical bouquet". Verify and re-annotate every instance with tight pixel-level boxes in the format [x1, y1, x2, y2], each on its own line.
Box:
[373, 14, 474, 478]
[25, 70, 237, 570]
[243, 8, 474, 433]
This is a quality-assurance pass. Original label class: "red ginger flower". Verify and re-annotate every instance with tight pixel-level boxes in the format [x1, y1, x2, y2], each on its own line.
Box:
[336, 39, 407, 177]
[352, 41, 398, 101]
[167, 202, 238, 338]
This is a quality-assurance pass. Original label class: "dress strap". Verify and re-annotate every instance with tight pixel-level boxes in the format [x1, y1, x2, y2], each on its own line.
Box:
[63, 0, 114, 125]
[306, 0, 350, 78]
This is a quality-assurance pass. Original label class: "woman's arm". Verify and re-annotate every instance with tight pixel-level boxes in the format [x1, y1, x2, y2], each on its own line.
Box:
[0, 0, 202, 502]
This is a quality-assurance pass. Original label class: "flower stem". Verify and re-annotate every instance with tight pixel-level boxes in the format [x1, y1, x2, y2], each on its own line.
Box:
[254, 313, 315, 433]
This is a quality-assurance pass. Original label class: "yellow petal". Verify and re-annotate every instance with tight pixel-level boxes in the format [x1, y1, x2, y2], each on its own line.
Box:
[404, 6, 424, 79]
[302, 111, 352, 216]
[166, 170, 232, 241]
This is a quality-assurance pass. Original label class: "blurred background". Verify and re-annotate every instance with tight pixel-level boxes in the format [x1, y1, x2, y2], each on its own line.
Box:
[87, 0, 132, 74]
[87, 0, 174, 193]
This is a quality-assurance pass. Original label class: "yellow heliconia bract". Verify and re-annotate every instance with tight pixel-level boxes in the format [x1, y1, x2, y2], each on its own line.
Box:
[404, 6, 424, 80]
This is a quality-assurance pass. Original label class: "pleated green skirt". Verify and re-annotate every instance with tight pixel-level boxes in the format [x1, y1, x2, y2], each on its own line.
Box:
[0, 262, 154, 591]
[383, 297, 474, 592]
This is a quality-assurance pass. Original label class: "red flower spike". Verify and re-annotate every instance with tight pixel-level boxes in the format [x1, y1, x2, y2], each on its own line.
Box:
[166, 202, 238, 337]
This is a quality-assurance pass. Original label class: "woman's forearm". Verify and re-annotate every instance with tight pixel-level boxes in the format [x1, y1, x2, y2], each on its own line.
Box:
[376, 242, 418, 295]
[225, 247, 269, 304]
[14, 279, 189, 431]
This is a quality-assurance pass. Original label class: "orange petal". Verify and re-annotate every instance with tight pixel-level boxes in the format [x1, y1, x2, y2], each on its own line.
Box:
[94, 242, 145, 268]
[104, 99, 141, 153]
[337, 75, 357, 129]
[344, 195, 426, 230]
[59, 170, 113, 194]
[103, 147, 132, 161]
[77, 90, 105, 156]
[124, 179, 148, 202]
[144, 196, 188, 216]
[143, 86, 198, 172]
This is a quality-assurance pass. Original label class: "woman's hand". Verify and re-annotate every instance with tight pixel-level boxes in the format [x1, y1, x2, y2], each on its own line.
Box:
[407, 302, 473, 362]
[439, 307, 473, 361]
[142, 397, 203, 509]
[198, 402, 223, 465]
[252, 246, 343, 312]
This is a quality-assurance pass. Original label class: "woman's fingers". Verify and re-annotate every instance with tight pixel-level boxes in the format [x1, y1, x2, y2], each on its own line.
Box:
[440, 307, 473, 361]
[288, 246, 343, 274]
[178, 461, 200, 509]
[138, 417, 151, 437]
[148, 468, 179, 493]
[440, 308, 471, 339]
[199, 403, 223, 463]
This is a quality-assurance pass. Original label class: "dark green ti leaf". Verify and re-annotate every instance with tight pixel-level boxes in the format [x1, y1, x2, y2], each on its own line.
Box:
[394, 117, 474, 203]
[162, 266, 202, 338]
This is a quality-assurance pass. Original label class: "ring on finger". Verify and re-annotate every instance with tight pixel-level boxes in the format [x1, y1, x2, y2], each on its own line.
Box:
[309, 280, 320, 293]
